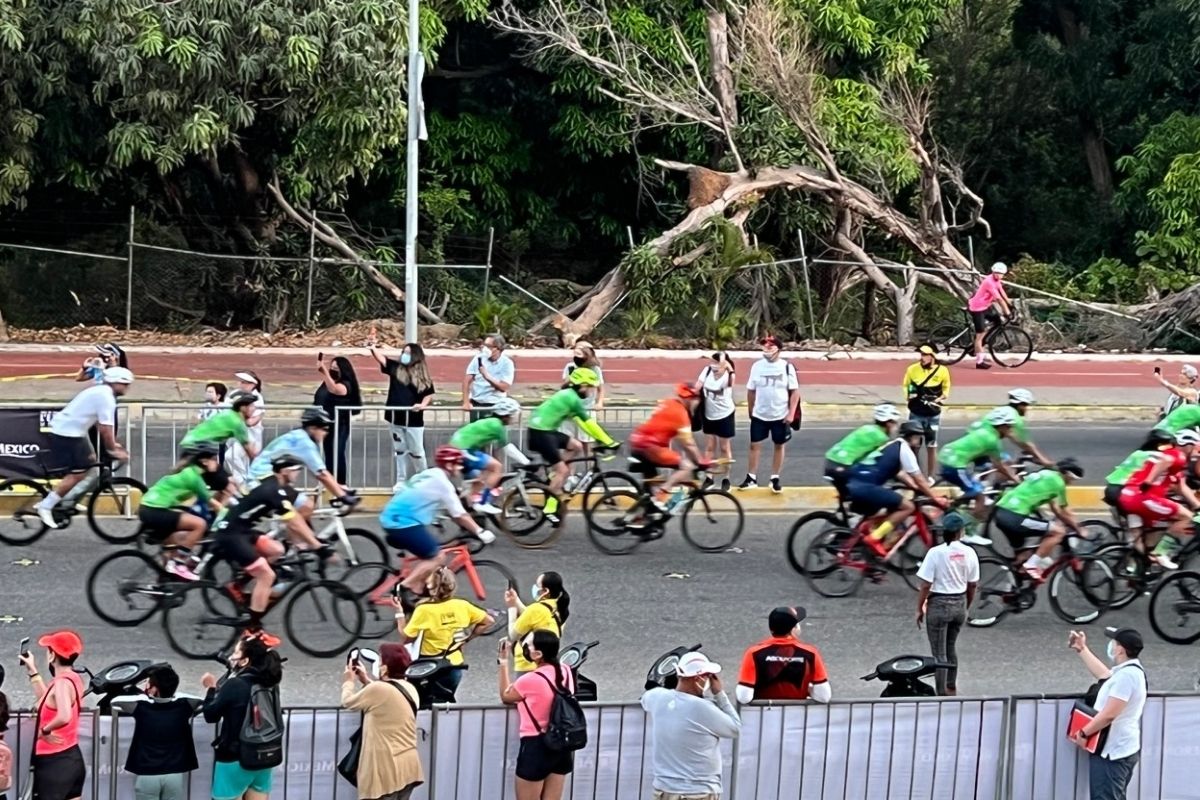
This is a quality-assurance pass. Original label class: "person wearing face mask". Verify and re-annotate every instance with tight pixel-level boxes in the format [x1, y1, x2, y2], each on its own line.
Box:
[370, 339, 437, 490]
[504, 572, 571, 673]
[19, 630, 87, 800]
[226, 371, 265, 489]
[641, 651, 741, 800]
[110, 665, 201, 800]
[739, 335, 800, 494]
[463, 333, 515, 421]
[736, 606, 831, 704]
[200, 381, 228, 420]
[341, 643, 425, 800]
[1067, 627, 1147, 800]
[693, 352, 737, 491]
[314, 354, 363, 485]
[561, 342, 606, 459]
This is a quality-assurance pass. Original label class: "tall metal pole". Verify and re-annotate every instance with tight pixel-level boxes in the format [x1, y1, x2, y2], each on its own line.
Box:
[797, 228, 815, 340]
[305, 210, 317, 325]
[403, 0, 421, 344]
[125, 205, 134, 331]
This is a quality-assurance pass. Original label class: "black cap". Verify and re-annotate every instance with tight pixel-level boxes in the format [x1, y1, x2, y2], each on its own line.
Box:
[1105, 627, 1144, 657]
[768, 606, 806, 634]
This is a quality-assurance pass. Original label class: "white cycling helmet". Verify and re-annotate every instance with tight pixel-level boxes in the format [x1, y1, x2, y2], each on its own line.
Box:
[873, 403, 902, 423]
[103, 366, 134, 385]
[1176, 429, 1200, 447]
[1008, 388, 1035, 406]
[985, 406, 1019, 427]
[991, 262, 1008, 275]
[492, 397, 522, 417]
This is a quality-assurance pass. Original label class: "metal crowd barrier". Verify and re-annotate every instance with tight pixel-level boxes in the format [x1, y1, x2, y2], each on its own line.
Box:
[7, 694, 1197, 800]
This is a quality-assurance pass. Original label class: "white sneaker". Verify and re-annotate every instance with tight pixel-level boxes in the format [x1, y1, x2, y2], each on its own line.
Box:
[166, 560, 201, 582]
[473, 501, 502, 515]
[962, 533, 992, 546]
[36, 506, 58, 529]
[1152, 552, 1180, 571]
[476, 529, 497, 545]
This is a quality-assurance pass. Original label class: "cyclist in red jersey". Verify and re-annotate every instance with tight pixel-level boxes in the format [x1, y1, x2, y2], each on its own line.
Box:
[1117, 430, 1200, 569]
[628, 384, 707, 510]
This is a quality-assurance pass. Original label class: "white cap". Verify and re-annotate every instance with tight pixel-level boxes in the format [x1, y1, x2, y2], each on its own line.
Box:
[234, 372, 259, 385]
[676, 651, 721, 677]
[991, 262, 1008, 275]
[103, 366, 134, 384]
[1184, 365, 1198, 380]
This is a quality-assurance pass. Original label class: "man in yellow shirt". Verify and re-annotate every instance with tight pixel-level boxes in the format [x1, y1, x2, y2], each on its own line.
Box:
[902, 345, 952, 475]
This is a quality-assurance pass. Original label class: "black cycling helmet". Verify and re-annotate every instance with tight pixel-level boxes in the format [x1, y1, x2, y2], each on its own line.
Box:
[228, 390, 257, 412]
[300, 407, 333, 429]
[271, 455, 304, 473]
[898, 421, 925, 438]
[181, 441, 221, 461]
[1056, 457, 1084, 478]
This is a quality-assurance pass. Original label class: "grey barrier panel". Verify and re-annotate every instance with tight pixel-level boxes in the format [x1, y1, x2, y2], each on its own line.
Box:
[9, 710, 104, 800]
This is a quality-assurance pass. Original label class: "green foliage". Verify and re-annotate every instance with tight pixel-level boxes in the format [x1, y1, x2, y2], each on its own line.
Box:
[468, 292, 531, 341]
[704, 308, 750, 349]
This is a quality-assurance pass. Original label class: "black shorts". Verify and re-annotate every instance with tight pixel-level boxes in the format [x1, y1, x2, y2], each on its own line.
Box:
[527, 429, 570, 465]
[701, 413, 735, 439]
[970, 310, 989, 333]
[138, 506, 183, 542]
[33, 745, 86, 800]
[823, 460, 851, 497]
[216, 529, 265, 567]
[993, 507, 1051, 548]
[846, 480, 904, 515]
[750, 417, 791, 445]
[515, 736, 574, 782]
[48, 433, 95, 474]
[1104, 484, 1122, 509]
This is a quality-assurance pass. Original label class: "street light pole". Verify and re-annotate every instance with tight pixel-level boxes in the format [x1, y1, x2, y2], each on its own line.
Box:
[403, 0, 421, 344]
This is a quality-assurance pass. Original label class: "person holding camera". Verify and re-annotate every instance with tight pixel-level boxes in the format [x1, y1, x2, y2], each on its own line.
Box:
[341, 644, 424, 800]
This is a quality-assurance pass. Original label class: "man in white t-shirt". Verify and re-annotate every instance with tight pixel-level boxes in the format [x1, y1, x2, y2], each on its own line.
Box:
[915, 512, 979, 695]
[462, 333, 515, 421]
[35, 367, 134, 528]
[739, 336, 800, 493]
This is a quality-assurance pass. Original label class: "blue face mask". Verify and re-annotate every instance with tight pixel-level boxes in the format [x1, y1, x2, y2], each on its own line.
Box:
[400, 353, 412, 366]
[530, 584, 542, 602]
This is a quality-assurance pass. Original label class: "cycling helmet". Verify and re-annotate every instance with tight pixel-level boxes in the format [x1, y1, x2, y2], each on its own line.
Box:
[985, 406, 1019, 427]
[1176, 429, 1200, 447]
[492, 397, 522, 417]
[435, 446, 466, 468]
[873, 403, 902, 423]
[676, 383, 701, 400]
[181, 442, 221, 461]
[300, 407, 333, 429]
[103, 366, 134, 384]
[228, 390, 258, 411]
[898, 421, 925, 438]
[991, 262, 1008, 275]
[1056, 457, 1084, 478]
[567, 367, 601, 387]
[271, 455, 303, 472]
[95, 343, 122, 359]
[1008, 388, 1035, 406]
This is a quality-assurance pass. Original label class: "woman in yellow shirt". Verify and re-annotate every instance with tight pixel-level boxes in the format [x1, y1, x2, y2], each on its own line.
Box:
[395, 567, 494, 702]
[504, 571, 572, 672]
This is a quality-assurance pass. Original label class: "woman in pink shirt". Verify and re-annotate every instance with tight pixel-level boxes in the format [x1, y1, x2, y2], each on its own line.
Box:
[498, 630, 576, 800]
[967, 262, 1014, 369]
[19, 630, 86, 800]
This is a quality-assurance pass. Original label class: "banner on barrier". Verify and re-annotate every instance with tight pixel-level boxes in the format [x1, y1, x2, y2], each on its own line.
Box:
[0, 407, 116, 479]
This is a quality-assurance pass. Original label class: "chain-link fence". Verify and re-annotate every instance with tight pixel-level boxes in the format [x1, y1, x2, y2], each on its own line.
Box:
[0, 245, 129, 328]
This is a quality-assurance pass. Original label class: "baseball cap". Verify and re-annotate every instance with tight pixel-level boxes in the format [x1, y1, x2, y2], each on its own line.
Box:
[917, 345, 936, 356]
[1104, 627, 1144, 657]
[768, 606, 807, 633]
[103, 366, 134, 384]
[38, 630, 83, 659]
[761, 335, 782, 348]
[940, 512, 967, 532]
[676, 651, 722, 677]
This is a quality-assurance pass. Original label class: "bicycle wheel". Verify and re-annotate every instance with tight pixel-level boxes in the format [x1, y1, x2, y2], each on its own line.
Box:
[0, 478, 50, 545]
[86, 549, 171, 626]
[897, 528, 933, 590]
[1094, 544, 1149, 610]
[1149, 570, 1200, 645]
[327, 528, 389, 579]
[285, 581, 363, 657]
[498, 481, 559, 548]
[680, 489, 744, 552]
[988, 325, 1034, 368]
[802, 528, 867, 598]
[457, 559, 517, 635]
[585, 489, 645, 555]
[928, 322, 971, 365]
[1076, 519, 1121, 555]
[967, 557, 1017, 627]
[581, 470, 641, 533]
[1047, 556, 1114, 624]
[87, 477, 147, 544]
[785, 511, 843, 575]
[343, 563, 402, 639]
[161, 582, 241, 660]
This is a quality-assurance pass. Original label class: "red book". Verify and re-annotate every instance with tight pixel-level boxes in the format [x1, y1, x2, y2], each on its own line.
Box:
[1067, 701, 1101, 753]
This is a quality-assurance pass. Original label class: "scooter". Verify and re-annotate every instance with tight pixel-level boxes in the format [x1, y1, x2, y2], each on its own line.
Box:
[82, 659, 169, 714]
[860, 655, 953, 697]
[560, 640, 599, 701]
[645, 643, 702, 691]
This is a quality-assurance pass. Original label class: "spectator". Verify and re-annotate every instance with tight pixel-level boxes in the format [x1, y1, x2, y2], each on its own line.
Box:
[76, 342, 127, 383]
[505, 571, 570, 673]
[462, 333, 515, 421]
[200, 636, 283, 800]
[0, 689, 11, 800]
[915, 512, 978, 696]
[369, 340, 436, 490]
[341, 643, 424, 800]
[396, 566, 494, 703]
[498, 631, 576, 800]
[902, 345, 951, 475]
[1068, 628, 1147, 800]
[1154, 364, 1199, 420]
[20, 630, 86, 800]
[641, 651, 741, 800]
[694, 352, 736, 491]
[736, 606, 830, 704]
[228, 371, 265, 487]
[739, 335, 800, 494]
[314, 354, 363, 485]
[562, 342, 606, 458]
[111, 664, 201, 800]
[201, 382, 229, 421]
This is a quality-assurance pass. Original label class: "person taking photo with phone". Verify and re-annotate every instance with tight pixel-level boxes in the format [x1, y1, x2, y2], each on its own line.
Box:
[341, 643, 424, 800]
[20, 630, 87, 800]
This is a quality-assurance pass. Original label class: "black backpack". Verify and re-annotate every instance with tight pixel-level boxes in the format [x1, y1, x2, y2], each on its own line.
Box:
[238, 682, 285, 770]
[524, 672, 588, 752]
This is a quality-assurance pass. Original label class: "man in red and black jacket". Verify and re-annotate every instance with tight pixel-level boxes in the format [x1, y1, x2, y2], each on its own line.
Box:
[736, 607, 831, 704]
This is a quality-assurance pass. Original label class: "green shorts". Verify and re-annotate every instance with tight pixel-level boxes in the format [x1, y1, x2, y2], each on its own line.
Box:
[211, 759, 273, 800]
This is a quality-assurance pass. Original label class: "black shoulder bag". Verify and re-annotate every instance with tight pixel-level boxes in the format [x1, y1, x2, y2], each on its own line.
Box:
[337, 680, 419, 787]
[906, 366, 944, 418]
[691, 367, 711, 432]
[1078, 663, 1146, 756]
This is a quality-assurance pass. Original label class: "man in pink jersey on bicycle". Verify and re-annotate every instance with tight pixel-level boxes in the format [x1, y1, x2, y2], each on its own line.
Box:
[967, 262, 1014, 370]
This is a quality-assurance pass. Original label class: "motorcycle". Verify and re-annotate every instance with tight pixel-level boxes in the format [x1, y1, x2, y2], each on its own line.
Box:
[860, 654, 953, 697]
[645, 643, 703, 691]
[560, 640, 599, 701]
[81, 659, 169, 714]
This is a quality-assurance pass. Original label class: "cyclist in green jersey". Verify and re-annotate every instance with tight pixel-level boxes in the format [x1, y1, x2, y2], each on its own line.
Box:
[967, 389, 1053, 468]
[939, 406, 1021, 524]
[447, 397, 530, 514]
[823, 404, 903, 495]
[1147, 403, 1200, 448]
[178, 391, 259, 498]
[526, 368, 618, 526]
[137, 442, 223, 580]
[992, 458, 1086, 581]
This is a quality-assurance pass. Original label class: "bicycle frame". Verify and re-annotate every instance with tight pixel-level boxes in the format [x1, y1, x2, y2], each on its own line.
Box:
[840, 506, 936, 571]
[364, 544, 483, 607]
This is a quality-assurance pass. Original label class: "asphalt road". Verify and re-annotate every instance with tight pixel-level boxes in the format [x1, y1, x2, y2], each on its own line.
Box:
[1, 513, 1193, 710]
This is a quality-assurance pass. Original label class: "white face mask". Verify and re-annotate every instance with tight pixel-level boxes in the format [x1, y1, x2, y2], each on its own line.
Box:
[1106, 640, 1119, 662]
[480, 345, 492, 357]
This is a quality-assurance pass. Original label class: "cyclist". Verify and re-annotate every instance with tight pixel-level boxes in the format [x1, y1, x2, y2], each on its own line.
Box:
[938, 406, 1022, 525]
[967, 262, 1013, 370]
[992, 458, 1087, 581]
[1146, 403, 1200, 449]
[968, 389, 1054, 468]
[178, 390, 260, 498]
[1104, 447, 1162, 551]
[525, 368, 619, 526]
[823, 404, 903, 497]
[35, 366, 134, 529]
[627, 383, 707, 514]
[1118, 430, 1200, 569]
[447, 397, 530, 514]
[212, 455, 325, 644]
[137, 442, 224, 580]
[380, 446, 498, 604]
[847, 421, 947, 555]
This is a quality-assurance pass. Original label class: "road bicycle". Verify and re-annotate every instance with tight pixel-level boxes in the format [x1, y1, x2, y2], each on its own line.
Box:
[926, 310, 1034, 368]
[1148, 569, 1200, 644]
[1093, 515, 1200, 610]
[0, 457, 147, 545]
[583, 458, 743, 555]
[342, 534, 517, 639]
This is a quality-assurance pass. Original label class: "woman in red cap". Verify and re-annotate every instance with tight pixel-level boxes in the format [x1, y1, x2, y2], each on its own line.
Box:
[19, 629, 86, 800]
